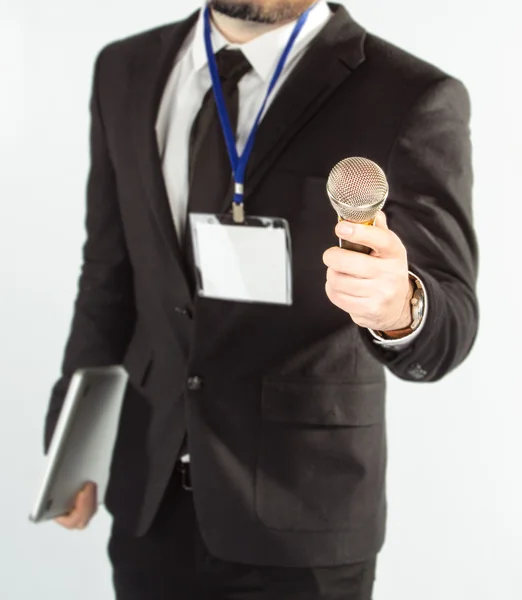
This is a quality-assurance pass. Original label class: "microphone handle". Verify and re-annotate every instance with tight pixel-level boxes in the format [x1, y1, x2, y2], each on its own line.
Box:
[337, 216, 373, 254]
[339, 238, 372, 254]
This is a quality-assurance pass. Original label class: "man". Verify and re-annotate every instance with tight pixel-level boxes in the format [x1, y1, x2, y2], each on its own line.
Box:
[45, 0, 479, 598]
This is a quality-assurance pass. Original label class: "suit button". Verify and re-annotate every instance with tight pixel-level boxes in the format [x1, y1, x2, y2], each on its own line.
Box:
[187, 376, 203, 391]
[175, 306, 192, 318]
[408, 364, 428, 380]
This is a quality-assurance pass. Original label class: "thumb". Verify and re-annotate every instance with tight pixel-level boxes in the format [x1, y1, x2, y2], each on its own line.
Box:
[373, 210, 389, 230]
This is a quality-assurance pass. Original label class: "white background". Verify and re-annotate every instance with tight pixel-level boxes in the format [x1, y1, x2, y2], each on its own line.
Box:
[1, 1, 521, 598]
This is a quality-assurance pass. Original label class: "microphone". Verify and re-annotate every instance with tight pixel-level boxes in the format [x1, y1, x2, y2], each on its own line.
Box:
[326, 157, 389, 254]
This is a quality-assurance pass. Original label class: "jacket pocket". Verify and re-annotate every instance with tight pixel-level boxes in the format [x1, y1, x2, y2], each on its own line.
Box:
[255, 379, 386, 532]
[262, 379, 384, 426]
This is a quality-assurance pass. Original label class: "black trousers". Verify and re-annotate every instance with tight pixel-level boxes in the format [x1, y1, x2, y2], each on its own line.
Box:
[108, 463, 377, 600]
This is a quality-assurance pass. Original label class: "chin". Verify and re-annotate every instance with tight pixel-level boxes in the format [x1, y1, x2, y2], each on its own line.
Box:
[209, 1, 311, 25]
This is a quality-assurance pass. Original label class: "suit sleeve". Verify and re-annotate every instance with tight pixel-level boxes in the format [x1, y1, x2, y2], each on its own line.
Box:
[44, 49, 137, 451]
[361, 77, 479, 382]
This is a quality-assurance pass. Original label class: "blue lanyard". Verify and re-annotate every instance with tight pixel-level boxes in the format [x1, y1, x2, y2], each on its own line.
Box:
[203, 4, 314, 210]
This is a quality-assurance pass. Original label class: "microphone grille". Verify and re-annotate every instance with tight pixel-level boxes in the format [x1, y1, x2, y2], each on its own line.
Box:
[327, 157, 389, 223]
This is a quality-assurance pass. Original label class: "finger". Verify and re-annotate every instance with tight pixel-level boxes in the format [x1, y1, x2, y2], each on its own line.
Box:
[326, 268, 375, 298]
[55, 511, 84, 530]
[75, 483, 98, 529]
[55, 487, 88, 528]
[54, 483, 97, 530]
[323, 247, 378, 279]
[324, 286, 382, 327]
[374, 210, 388, 230]
[83, 483, 98, 516]
[335, 217, 403, 258]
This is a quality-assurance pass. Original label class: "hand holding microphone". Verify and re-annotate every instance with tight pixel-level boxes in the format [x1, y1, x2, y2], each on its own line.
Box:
[323, 157, 414, 333]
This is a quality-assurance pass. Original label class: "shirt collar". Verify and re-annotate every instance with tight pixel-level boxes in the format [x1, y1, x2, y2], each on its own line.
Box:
[191, 1, 331, 82]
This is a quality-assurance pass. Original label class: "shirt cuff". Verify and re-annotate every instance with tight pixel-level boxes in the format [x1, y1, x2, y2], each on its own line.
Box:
[368, 271, 428, 350]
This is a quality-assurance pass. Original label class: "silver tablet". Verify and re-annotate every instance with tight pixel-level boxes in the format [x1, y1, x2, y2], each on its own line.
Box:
[30, 365, 129, 523]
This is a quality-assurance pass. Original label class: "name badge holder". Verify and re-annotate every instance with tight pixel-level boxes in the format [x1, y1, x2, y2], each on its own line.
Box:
[189, 4, 315, 306]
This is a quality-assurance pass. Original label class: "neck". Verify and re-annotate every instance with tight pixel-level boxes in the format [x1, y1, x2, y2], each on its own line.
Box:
[210, 9, 293, 44]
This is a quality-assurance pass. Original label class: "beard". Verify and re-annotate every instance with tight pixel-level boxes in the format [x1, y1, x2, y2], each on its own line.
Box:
[208, 0, 314, 25]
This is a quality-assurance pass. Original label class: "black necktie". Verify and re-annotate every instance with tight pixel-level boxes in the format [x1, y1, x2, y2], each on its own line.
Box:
[187, 49, 253, 219]
[178, 50, 253, 459]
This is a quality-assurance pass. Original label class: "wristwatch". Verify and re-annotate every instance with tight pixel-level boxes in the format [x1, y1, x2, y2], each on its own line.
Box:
[377, 273, 425, 340]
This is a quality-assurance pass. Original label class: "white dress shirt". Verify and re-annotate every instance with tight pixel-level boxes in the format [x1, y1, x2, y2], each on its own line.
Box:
[156, 0, 332, 239]
[155, 1, 426, 349]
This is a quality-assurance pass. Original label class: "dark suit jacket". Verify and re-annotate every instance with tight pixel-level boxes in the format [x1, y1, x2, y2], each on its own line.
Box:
[45, 4, 479, 567]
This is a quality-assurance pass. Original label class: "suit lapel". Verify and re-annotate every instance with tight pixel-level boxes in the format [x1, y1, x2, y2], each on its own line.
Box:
[222, 5, 367, 212]
[129, 5, 366, 285]
[130, 13, 198, 291]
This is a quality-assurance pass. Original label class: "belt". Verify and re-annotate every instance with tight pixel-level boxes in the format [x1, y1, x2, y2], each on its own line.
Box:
[176, 454, 192, 491]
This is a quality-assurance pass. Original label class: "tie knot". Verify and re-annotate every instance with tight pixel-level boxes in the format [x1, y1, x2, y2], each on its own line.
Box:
[215, 49, 252, 85]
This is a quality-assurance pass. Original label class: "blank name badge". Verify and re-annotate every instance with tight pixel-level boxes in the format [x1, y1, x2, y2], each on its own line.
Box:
[188, 213, 293, 305]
